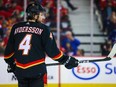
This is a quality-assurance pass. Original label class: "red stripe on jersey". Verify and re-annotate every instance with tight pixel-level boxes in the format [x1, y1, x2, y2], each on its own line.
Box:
[4, 52, 14, 59]
[15, 58, 45, 69]
[52, 51, 63, 60]
[43, 73, 47, 85]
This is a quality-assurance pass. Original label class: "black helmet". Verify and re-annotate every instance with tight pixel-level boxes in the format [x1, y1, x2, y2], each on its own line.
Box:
[26, 2, 45, 19]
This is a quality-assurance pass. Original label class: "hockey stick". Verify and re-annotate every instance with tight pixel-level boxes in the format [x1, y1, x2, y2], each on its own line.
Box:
[46, 42, 116, 66]
[46, 57, 111, 66]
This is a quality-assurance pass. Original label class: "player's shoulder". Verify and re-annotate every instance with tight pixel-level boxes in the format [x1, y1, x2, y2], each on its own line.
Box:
[37, 22, 50, 32]
[38, 22, 49, 29]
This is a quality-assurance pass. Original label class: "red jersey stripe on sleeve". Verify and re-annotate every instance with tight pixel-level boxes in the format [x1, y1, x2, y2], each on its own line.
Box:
[4, 52, 14, 59]
[52, 51, 63, 60]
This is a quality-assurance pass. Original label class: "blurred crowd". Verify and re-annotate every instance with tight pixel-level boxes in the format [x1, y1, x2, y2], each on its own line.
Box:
[0, 0, 24, 55]
[94, 0, 116, 56]
[0, 0, 83, 56]
[40, 0, 82, 56]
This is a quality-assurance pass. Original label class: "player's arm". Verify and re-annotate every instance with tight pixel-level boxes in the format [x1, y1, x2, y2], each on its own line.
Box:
[42, 26, 78, 69]
[107, 43, 116, 58]
[4, 25, 16, 72]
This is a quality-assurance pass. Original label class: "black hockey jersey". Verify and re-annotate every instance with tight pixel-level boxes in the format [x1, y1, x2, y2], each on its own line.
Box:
[4, 21, 63, 77]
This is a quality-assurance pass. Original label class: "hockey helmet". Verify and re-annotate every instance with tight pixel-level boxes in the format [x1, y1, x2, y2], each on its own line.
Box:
[26, 2, 45, 17]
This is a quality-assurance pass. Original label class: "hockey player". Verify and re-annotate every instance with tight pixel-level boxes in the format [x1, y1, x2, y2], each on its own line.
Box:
[4, 2, 79, 87]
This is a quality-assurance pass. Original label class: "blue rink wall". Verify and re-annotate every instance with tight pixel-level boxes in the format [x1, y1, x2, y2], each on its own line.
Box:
[0, 57, 116, 87]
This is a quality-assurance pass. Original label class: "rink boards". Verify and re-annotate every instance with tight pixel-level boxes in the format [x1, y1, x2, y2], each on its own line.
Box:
[0, 84, 116, 87]
[0, 57, 116, 87]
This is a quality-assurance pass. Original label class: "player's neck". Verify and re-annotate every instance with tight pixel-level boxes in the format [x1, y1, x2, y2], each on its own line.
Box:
[28, 20, 35, 22]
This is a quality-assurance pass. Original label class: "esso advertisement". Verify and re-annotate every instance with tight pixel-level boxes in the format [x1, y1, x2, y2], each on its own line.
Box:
[72, 62, 100, 80]
[60, 57, 116, 83]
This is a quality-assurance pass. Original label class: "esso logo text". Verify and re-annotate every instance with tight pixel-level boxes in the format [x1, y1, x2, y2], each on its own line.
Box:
[72, 62, 100, 80]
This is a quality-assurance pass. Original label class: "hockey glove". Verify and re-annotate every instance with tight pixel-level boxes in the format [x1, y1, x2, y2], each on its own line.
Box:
[64, 56, 79, 69]
[7, 62, 16, 73]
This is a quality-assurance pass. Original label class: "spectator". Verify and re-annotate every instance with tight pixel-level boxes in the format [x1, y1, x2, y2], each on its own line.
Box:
[101, 1, 113, 33]
[8, 1, 23, 18]
[7, 15, 17, 28]
[107, 1, 113, 19]
[112, 0, 116, 8]
[0, 0, 13, 19]
[101, 40, 112, 56]
[0, 26, 3, 39]
[107, 10, 116, 35]
[60, 8, 72, 32]
[64, 0, 78, 11]
[61, 31, 80, 56]
[0, 20, 9, 54]
[2, 28, 11, 48]
[99, 0, 107, 11]
[75, 49, 85, 56]
[0, 10, 12, 19]
[0, 21, 8, 39]
[95, 0, 116, 56]
[108, 28, 116, 45]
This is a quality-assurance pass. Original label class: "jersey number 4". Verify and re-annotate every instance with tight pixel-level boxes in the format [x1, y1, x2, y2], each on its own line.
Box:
[19, 34, 32, 55]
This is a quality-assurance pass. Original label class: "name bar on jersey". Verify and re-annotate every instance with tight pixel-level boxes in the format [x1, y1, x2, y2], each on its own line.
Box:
[14, 26, 43, 35]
